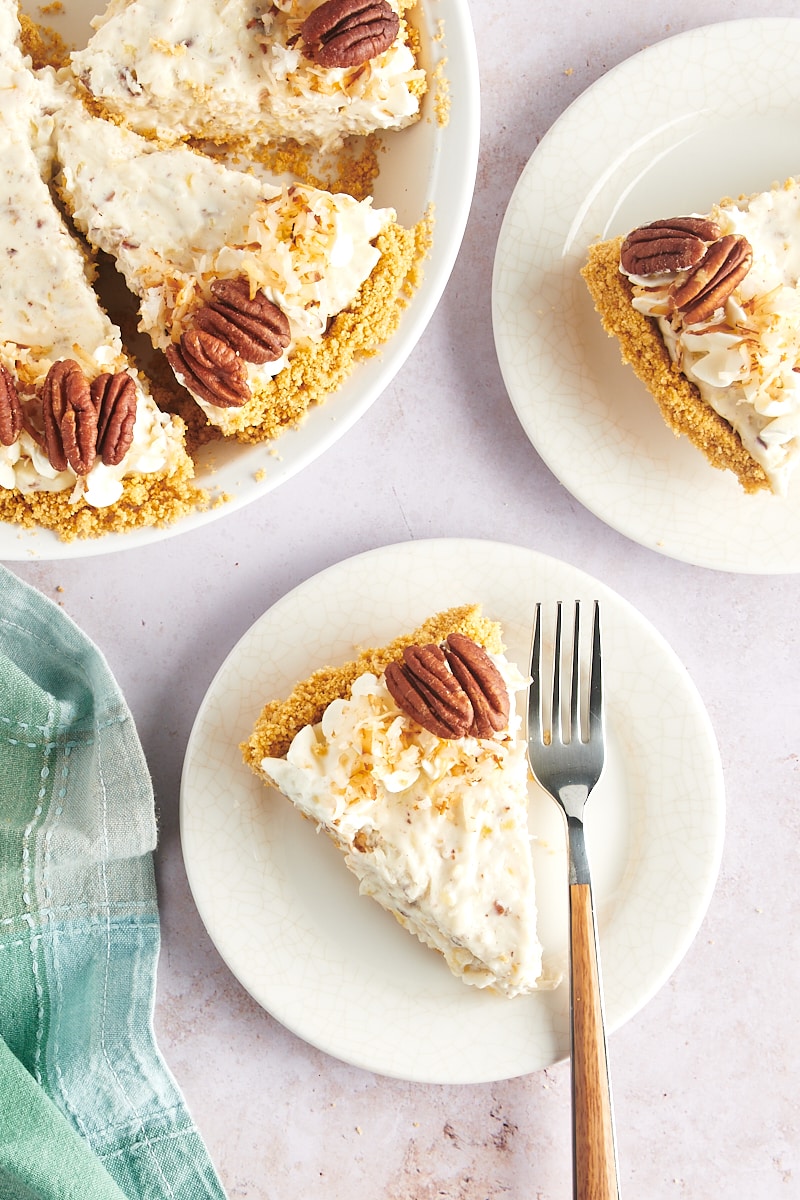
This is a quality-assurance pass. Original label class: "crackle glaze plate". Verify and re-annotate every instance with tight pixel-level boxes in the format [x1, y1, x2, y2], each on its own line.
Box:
[492, 18, 800, 573]
[180, 539, 724, 1083]
[4, 0, 479, 560]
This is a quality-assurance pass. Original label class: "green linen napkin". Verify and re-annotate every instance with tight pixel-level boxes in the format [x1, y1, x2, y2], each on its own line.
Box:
[0, 564, 226, 1200]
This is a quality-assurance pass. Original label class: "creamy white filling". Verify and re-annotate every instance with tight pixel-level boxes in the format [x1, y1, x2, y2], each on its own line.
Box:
[52, 89, 394, 424]
[69, 0, 423, 151]
[0, 23, 188, 507]
[261, 656, 544, 997]
[0, 375, 186, 509]
[80, 402, 185, 507]
[0, 70, 110, 362]
[624, 184, 800, 493]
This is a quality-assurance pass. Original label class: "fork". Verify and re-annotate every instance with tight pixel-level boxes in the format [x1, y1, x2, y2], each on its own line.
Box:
[528, 600, 620, 1200]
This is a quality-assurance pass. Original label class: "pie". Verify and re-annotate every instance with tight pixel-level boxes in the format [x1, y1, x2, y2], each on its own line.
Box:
[582, 182, 800, 495]
[0, 0, 429, 538]
[242, 605, 546, 998]
[69, 0, 426, 151]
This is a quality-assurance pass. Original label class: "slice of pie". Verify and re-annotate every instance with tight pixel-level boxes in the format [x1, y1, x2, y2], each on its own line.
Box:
[0, 7, 198, 540]
[242, 605, 545, 998]
[69, 0, 426, 152]
[50, 84, 422, 441]
[582, 181, 800, 495]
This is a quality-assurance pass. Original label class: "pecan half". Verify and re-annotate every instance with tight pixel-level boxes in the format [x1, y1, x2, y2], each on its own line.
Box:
[91, 371, 138, 466]
[670, 233, 753, 325]
[385, 635, 510, 741]
[0, 364, 23, 447]
[443, 634, 510, 738]
[620, 217, 721, 276]
[385, 643, 474, 739]
[301, 0, 400, 69]
[192, 277, 291, 365]
[41, 359, 97, 475]
[166, 329, 250, 408]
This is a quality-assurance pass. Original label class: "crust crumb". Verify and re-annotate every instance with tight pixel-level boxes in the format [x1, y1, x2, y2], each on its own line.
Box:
[18, 10, 69, 69]
[0, 458, 205, 542]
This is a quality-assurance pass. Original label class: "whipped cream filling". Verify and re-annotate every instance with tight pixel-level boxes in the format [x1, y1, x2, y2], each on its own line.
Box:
[0, 17, 187, 507]
[261, 656, 544, 997]
[0, 398, 183, 507]
[623, 182, 800, 494]
[69, 0, 424, 152]
[51, 88, 394, 430]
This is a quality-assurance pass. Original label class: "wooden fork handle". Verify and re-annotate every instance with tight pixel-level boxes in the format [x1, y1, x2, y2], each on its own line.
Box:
[570, 882, 620, 1200]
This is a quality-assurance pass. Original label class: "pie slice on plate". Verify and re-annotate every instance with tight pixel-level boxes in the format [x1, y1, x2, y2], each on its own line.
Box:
[242, 604, 547, 999]
[582, 181, 800, 495]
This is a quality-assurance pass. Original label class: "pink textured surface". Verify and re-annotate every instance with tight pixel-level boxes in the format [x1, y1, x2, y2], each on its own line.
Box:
[8, 1, 800, 1196]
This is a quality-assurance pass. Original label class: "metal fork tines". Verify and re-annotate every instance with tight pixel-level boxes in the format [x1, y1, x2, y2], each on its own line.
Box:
[530, 600, 604, 880]
[528, 600, 620, 1200]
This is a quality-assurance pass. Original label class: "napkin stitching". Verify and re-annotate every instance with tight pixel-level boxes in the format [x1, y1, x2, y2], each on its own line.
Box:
[41, 729, 62, 919]
[45, 725, 95, 1142]
[0, 615, 123, 743]
[90, 1103, 193, 1141]
[51, 942, 93, 1143]
[0, 714, 129, 749]
[0, 904, 156, 933]
[0, 716, 60, 734]
[100, 1124, 207, 1161]
[96, 745, 179, 1200]
[0, 911, 36, 929]
[0, 615, 113, 681]
[21, 713, 57, 1085]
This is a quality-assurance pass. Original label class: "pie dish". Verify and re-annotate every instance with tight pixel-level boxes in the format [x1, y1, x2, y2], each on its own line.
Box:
[2, 0, 479, 557]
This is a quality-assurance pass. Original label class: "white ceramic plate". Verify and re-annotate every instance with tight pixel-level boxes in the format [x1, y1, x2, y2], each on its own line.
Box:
[492, 19, 800, 574]
[180, 538, 724, 1083]
[6, 1, 479, 560]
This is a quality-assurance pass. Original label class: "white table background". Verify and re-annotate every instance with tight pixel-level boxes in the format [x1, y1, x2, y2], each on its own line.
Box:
[7, 1, 800, 1195]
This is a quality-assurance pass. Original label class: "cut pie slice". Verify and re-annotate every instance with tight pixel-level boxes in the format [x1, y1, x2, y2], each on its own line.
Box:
[582, 181, 800, 495]
[50, 85, 423, 441]
[0, 5, 198, 540]
[242, 605, 546, 998]
[69, 0, 426, 152]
